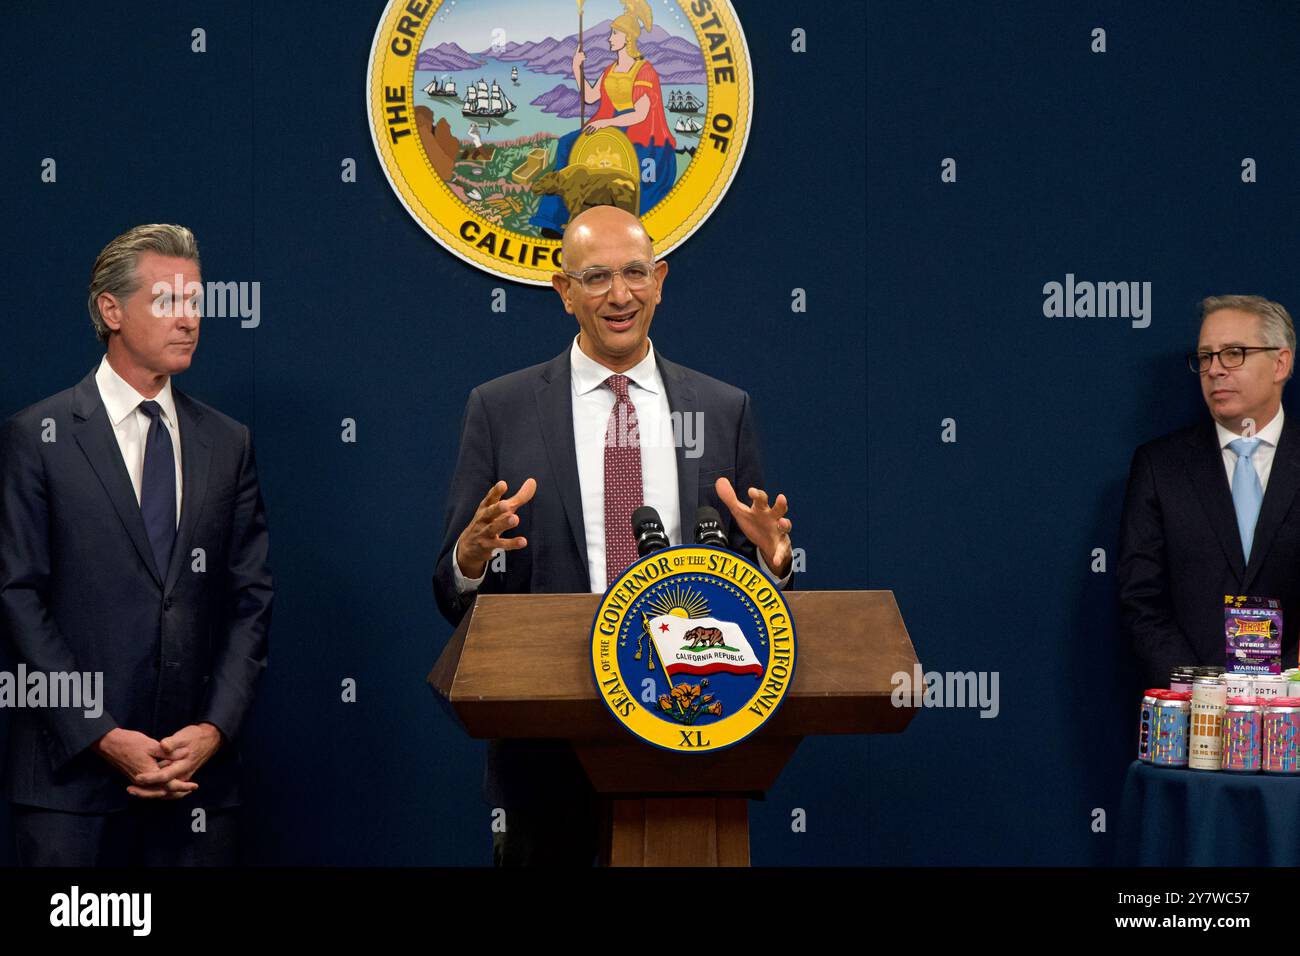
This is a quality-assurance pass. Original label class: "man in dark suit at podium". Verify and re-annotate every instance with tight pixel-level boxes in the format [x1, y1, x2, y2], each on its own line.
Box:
[0, 224, 273, 865]
[432, 205, 794, 866]
[1119, 295, 1300, 689]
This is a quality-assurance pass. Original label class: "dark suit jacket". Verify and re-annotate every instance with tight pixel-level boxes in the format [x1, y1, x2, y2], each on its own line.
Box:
[432, 345, 786, 807]
[0, 366, 273, 812]
[1118, 415, 1300, 689]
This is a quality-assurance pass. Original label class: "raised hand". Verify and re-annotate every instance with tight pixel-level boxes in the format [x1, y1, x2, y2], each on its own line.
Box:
[715, 477, 793, 579]
[455, 478, 537, 579]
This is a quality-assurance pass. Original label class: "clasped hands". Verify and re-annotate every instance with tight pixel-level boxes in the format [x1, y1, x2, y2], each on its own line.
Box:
[94, 723, 223, 800]
[456, 476, 792, 579]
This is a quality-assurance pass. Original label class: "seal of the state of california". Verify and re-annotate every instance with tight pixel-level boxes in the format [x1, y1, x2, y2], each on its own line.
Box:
[366, 0, 753, 283]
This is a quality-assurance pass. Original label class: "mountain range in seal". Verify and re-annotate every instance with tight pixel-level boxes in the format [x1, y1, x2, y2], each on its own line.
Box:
[417, 18, 705, 85]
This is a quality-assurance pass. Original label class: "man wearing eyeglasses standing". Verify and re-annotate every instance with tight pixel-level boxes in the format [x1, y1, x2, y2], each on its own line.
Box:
[1119, 295, 1299, 689]
[432, 204, 794, 866]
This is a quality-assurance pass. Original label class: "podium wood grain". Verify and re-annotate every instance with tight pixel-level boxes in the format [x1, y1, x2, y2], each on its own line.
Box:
[429, 589, 919, 866]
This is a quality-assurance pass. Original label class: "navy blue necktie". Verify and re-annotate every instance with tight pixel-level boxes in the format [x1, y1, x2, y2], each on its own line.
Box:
[138, 400, 176, 578]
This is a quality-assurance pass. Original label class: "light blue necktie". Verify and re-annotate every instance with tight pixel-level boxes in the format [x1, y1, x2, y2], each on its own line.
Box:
[1229, 437, 1264, 562]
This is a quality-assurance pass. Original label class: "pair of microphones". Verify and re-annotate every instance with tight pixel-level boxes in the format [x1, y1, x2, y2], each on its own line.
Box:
[632, 505, 729, 557]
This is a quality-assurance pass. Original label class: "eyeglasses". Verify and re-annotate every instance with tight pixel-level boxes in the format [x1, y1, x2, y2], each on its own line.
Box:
[1186, 346, 1280, 373]
[563, 260, 656, 295]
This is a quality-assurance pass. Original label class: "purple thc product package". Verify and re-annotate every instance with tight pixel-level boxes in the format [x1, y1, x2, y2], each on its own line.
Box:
[1224, 594, 1282, 675]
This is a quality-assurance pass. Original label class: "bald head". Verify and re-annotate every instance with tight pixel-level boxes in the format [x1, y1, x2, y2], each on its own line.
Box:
[560, 205, 654, 271]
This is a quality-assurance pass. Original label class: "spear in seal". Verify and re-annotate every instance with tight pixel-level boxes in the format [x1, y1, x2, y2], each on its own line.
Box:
[577, 0, 587, 131]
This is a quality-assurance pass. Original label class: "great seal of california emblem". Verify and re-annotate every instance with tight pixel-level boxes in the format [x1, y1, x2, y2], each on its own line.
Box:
[366, 0, 753, 284]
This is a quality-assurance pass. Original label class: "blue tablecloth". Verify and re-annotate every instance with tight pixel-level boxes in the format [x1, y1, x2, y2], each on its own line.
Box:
[1118, 760, 1300, 865]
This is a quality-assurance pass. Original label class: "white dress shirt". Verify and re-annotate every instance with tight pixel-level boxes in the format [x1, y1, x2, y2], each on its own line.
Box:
[454, 336, 789, 593]
[1216, 406, 1284, 494]
[567, 335, 681, 593]
[94, 355, 183, 526]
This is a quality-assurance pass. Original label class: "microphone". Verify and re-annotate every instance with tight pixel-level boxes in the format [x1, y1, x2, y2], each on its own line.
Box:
[632, 506, 670, 556]
[693, 505, 729, 549]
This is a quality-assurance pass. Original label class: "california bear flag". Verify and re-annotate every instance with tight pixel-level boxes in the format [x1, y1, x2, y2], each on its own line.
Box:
[647, 615, 765, 678]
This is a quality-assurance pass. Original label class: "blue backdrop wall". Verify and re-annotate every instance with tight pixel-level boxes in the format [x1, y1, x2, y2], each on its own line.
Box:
[0, 1, 1295, 865]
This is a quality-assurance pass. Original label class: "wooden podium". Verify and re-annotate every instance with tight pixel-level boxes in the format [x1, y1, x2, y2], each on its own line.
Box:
[428, 590, 918, 866]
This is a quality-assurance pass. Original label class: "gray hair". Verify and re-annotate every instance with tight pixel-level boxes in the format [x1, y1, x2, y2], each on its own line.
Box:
[87, 224, 200, 343]
[1201, 294, 1295, 350]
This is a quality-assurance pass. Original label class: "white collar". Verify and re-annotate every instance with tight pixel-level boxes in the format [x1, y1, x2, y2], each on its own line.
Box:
[569, 334, 660, 396]
[1216, 406, 1285, 450]
[95, 354, 178, 428]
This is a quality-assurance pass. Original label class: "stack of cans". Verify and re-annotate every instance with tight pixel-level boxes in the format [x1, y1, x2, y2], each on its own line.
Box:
[1137, 666, 1300, 774]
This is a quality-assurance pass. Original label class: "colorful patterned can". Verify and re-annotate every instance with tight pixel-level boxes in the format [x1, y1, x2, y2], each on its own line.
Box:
[1255, 674, 1287, 701]
[1138, 690, 1167, 762]
[1263, 699, 1300, 774]
[1225, 673, 1255, 699]
[1170, 667, 1197, 694]
[1150, 692, 1191, 768]
[1222, 698, 1263, 773]
[1190, 676, 1227, 770]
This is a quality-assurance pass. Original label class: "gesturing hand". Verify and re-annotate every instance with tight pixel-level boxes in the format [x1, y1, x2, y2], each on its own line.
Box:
[128, 723, 223, 800]
[456, 478, 536, 579]
[715, 477, 794, 580]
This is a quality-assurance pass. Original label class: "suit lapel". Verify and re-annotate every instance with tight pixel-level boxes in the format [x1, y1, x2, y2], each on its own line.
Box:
[1244, 413, 1300, 591]
[535, 350, 590, 585]
[71, 368, 164, 588]
[165, 389, 212, 596]
[1186, 419, 1246, 581]
[535, 345, 699, 575]
[657, 353, 699, 540]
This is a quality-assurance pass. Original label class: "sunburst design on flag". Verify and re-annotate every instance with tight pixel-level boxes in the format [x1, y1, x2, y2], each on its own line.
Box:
[646, 585, 709, 620]
[634, 585, 710, 670]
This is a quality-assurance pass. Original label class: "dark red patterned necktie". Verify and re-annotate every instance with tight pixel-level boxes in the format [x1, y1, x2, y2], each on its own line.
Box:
[603, 373, 644, 586]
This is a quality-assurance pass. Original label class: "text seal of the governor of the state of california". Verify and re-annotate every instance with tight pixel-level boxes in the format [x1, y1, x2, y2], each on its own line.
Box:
[366, 0, 753, 284]
[591, 545, 796, 752]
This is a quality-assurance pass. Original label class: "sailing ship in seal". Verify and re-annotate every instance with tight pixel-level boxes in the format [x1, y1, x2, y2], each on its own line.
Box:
[674, 115, 702, 134]
[462, 78, 517, 117]
[423, 75, 458, 98]
[668, 89, 703, 113]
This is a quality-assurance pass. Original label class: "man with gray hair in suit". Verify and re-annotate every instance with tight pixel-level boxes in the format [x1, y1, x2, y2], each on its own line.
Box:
[0, 224, 273, 865]
[1120, 294, 1299, 689]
